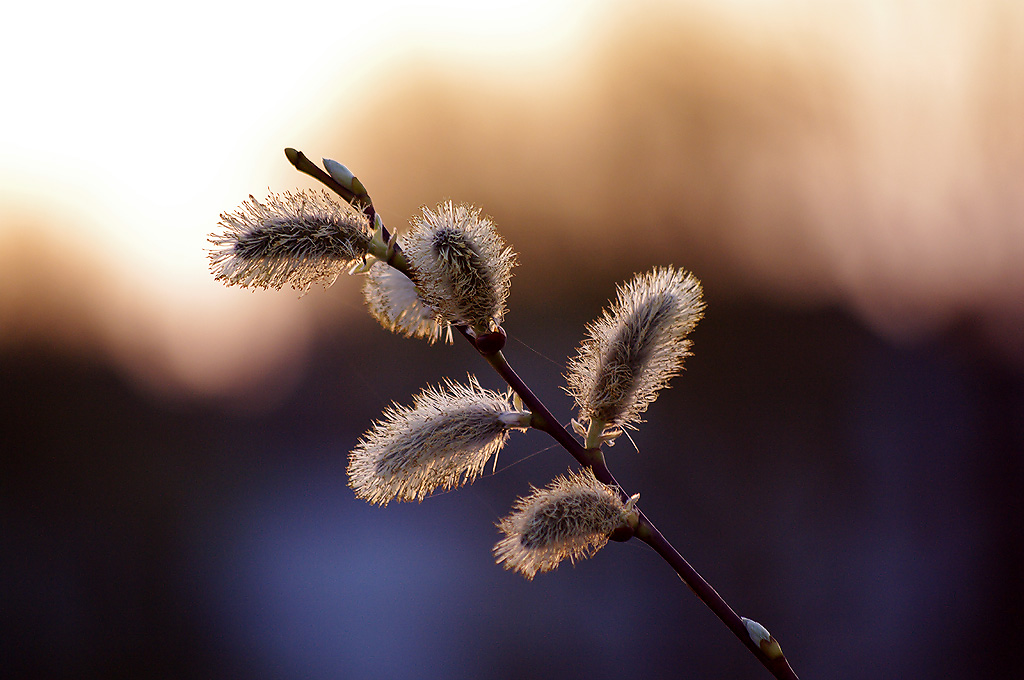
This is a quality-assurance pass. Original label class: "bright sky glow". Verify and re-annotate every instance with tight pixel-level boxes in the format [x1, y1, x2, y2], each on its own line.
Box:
[3, 0, 1021, 394]
[0, 0, 602, 397]
[1, 0, 597, 260]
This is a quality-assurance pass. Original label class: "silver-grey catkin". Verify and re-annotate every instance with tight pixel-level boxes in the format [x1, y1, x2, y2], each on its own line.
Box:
[566, 266, 704, 430]
[494, 468, 629, 579]
[401, 202, 515, 332]
[208, 190, 371, 291]
[362, 262, 452, 344]
[348, 378, 528, 505]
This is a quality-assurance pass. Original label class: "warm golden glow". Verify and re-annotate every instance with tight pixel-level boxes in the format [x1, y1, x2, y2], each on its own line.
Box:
[2, 0, 1022, 398]
[0, 0, 597, 397]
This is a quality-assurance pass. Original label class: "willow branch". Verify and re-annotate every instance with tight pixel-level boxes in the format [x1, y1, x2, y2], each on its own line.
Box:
[286, 148, 798, 679]
[462, 330, 799, 680]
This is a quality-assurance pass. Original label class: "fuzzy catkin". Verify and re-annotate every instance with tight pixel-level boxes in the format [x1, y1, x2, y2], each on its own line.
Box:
[494, 468, 629, 579]
[208, 190, 371, 291]
[362, 263, 452, 344]
[402, 202, 515, 332]
[566, 267, 704, 430]
[348, 378, 526, 505]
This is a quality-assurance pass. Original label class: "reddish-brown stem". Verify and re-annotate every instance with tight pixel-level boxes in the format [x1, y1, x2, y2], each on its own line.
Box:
[635, 512, 800, 680]
[464, 330, 799, 680]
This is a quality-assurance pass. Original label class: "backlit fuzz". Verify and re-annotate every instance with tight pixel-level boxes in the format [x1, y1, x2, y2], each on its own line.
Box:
[566, 267, 704, 434]
[347, 377, 530, 505]
[401, 202, 516, 333]
[208, 189, 371, 291]
[363, 262, 452, 344]
[494, 467, 636, 579]
[208, 149, 802, 679]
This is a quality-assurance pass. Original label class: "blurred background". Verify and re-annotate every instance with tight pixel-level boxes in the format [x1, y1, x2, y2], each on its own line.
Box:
[2, 0, 1022, 678]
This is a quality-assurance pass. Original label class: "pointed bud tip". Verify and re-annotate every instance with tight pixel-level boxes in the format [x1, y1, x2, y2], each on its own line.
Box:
[324, 158, 368, 196]
[323, 157, 354, 182]
[741, 618, 784, 660]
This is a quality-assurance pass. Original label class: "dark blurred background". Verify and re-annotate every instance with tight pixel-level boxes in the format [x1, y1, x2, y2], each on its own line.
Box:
[3, 1, 1023, 678]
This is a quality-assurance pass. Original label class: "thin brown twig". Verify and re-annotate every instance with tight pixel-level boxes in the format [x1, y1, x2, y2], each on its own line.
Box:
[462, 307, 800, 680]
